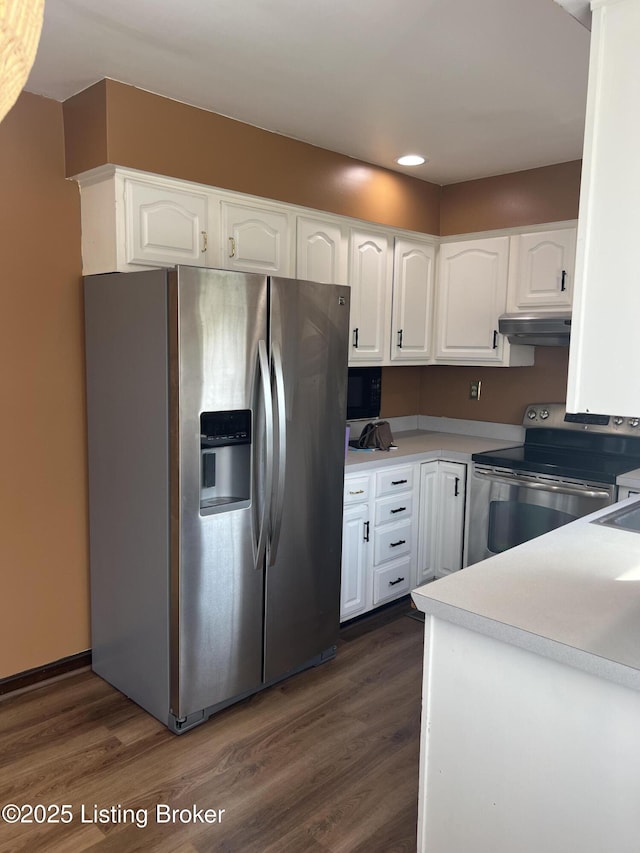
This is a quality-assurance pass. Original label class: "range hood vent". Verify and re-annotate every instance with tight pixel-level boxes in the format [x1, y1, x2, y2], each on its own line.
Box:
[498, 312, 571, 347]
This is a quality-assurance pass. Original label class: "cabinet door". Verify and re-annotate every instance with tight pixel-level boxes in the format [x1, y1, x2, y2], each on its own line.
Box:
[391, 237, 435, 361]
[508, 228, 576, 311]
[125, 178, 209, 267]
[348, 228, 392, 364]
[296, 216, 347, 284]
[417, 462, 439, 585]
[340, 502, 370, 621]
[435, 237, 509, 363]
[220, 201, 292, 275]
[436, 462, 466, 577]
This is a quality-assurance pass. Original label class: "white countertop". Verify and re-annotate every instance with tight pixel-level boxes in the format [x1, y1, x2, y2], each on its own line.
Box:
[345, 428, 518, 472]
[412, 497, 640, 691]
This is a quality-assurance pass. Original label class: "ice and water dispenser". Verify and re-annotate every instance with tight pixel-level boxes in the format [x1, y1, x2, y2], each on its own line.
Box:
[200, 410, 251, 513]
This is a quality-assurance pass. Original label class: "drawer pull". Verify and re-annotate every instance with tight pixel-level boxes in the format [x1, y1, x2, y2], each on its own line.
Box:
[390, 506, 406, 514]
[349, 489, 364, 495]
[391, 479, 408, 485]
[389, 576, 405, 586]
[389, 539, 406, 548]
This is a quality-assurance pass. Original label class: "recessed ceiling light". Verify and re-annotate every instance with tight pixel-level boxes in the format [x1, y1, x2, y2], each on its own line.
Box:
[396, 154, 426, 166]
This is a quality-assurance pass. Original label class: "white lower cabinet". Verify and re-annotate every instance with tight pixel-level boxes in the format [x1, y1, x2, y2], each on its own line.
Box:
[417, 460, 466, 583]
[341, 464, 417, 622]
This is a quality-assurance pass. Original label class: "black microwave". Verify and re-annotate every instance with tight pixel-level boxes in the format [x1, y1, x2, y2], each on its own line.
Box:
[347, 367, 381, 420]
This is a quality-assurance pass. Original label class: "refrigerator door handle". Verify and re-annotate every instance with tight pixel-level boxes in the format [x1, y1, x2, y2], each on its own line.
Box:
[269, 340, 287, 566]
[255, 339, 274, 570]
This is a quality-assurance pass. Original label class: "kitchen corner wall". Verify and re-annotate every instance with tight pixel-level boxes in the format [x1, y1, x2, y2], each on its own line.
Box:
[0, 93, 88, 679]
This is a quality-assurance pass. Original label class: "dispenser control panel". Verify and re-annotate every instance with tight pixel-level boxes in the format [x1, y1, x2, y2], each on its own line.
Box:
[201, 410, 251, 447]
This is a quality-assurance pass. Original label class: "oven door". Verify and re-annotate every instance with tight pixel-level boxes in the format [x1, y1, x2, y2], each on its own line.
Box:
[467, 465, 615, 566]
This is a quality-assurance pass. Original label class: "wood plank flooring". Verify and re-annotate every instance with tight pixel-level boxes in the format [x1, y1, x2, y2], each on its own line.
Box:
[0, 608, 423, 853]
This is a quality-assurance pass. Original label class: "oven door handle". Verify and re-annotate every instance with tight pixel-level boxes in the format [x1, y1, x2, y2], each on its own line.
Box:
[473, 468, 612, 500]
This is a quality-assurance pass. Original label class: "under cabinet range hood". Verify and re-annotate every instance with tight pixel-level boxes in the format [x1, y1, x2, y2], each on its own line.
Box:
[498, 313, 572, 347]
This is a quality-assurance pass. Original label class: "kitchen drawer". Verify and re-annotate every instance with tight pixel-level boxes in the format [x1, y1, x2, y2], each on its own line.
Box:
[373, 557, 412, 605]
[375, 492, 414, 526]
[376, 465, 414, 497]
[373, 519, 412, 565]
[343, 475, 371, 505]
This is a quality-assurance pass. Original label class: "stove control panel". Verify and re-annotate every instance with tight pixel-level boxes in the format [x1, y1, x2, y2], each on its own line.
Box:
[523, 404, 640, 435]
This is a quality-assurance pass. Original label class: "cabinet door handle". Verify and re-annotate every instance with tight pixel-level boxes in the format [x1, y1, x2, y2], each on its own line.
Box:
[390, 539, 406, 547]
[391, 479, 408, 485]
[561, 269, 567, 291]
[397, 329, 403, 348]
[228, 237, 237, 258]
[363, 521, 370, 542]
[353, 328, 359, 348]
[492, 329, 498, 349]
[454, 477, 460, 497]
[200, 231, 208, 253]
[390, 506, 406, 514]
[389, 576, 405, 586]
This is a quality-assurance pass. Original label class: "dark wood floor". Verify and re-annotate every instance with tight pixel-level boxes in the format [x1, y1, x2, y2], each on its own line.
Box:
[0, 607, 423, 853]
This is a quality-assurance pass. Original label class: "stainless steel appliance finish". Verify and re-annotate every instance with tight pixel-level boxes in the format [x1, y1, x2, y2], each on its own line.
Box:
[498, 312, 572, 346]
[467, 402, 640, 566]
[84, 266, 350, 733]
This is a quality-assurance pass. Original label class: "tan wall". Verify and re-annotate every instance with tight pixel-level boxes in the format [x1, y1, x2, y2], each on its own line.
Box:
[419, 348, 570, 425]
[440, 160, 582, 235]
[64, 80, 441, 235]
[0, 93, 88, 679]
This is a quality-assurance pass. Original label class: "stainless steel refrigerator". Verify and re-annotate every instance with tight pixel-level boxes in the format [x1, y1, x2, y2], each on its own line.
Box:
[84, 266, 350, 733]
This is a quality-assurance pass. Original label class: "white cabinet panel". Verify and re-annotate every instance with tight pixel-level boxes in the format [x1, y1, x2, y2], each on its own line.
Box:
[374, 492, 414, 526]
[418, 460, 466, 582]
[296, 216, 347, 284]
[348, 228, 392, 364]
[125, 178, 209, 267]
[436, 237, 509, 362]
[567, 0, 640, 417]
[508, 228, 576, 311]
[376, 465, 414, 497]
[220, 201, 292, 275]
[391, 237, 435, 361]
[340, 501, 370, 622]
[374, 519, 412, 566]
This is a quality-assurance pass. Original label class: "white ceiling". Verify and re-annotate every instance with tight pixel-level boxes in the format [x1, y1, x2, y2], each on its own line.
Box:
[25, 0, 591, 185]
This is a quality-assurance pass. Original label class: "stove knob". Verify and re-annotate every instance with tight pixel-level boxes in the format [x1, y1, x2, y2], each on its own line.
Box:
[614, 417, 624, 426]
[629, 418, 640, 428]
[527, 409, 537, 420]
[539, 409, 549, 420]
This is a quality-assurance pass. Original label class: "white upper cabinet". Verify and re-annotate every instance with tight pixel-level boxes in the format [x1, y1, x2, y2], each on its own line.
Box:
[124, 177, 210, 268]
[348, 228, 393, 364]
[391, 237, 436, 362]
[296, 215, 348, 284]
[219, 200, 293, 276]
[567, 0, 640, 417]
[507, 227, 576, 312]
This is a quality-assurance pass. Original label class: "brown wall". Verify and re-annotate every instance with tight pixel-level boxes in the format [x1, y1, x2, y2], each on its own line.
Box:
[0, 93, 88, 679]
[440, 160, 582, 235]
[64, 80, 441, 235]
[418, 348, 571, 425]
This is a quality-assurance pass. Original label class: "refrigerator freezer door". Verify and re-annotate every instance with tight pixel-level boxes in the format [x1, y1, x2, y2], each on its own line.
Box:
[173, 267, 268, 718]
[264, 278, 350, 681]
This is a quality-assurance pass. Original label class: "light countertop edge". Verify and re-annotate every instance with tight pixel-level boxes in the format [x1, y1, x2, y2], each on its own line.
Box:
[412, 498, 640, 694]
[345, 429, 519, 472]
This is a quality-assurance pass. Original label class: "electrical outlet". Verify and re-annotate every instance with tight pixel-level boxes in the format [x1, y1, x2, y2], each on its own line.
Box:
[469, 380, 482, 401]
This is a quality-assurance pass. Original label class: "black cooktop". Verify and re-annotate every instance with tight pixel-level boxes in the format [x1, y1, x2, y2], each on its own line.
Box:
[473, 426, 640, 485]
